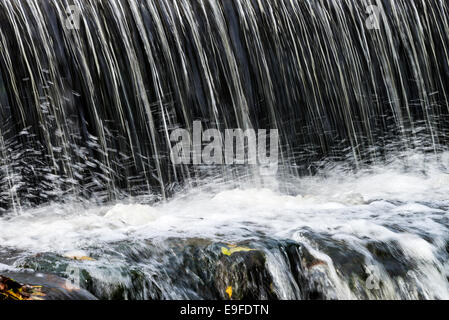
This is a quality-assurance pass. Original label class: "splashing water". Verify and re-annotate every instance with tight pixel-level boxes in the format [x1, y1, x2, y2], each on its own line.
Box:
[1, 0, 449, 207]
[1, 150, 449, 299]
[0, 0, 449, 299]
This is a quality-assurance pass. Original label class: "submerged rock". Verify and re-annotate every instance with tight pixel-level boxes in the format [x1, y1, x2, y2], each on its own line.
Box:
[7, 233, 445, 300]
[214, 244, 276, 300]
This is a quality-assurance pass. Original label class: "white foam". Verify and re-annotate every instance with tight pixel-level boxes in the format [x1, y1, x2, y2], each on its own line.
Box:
[104, 204, 160, 226]
[0, 152, 448, 298]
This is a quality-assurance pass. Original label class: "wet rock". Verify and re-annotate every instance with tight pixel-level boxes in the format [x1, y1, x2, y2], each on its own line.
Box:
[365, 240, 412, 278]
[17, 249, 162, 300]
[214, 244, 277, 300]
[270, 240, 335, 299]
[158, 239, 277, 299]
[292, 230, 369, 298]
[1, 273, 97, 300]
[7, 234, 432, 300]
[10, 237, 352, 300]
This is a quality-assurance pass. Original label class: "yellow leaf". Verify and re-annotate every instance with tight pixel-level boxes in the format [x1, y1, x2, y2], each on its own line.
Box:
[69, 256, 95, 261]
[5, 289, 24, 300]
[63, 251, 95, 261]
[221, 245, 256, 256]
[226, 286, 232, 299]
[221, 247, 231, 256]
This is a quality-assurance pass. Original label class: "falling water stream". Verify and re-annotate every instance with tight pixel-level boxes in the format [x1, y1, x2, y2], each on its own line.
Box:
[1, 0, 449, 299]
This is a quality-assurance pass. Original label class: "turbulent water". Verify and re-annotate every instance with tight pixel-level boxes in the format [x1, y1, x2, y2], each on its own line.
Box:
[1, 150, 449, 299]
[1, 0, 449, 208]
[1, 0, 449, 300]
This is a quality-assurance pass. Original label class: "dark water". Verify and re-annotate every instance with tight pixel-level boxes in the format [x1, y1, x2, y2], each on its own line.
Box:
[1, 0, 449, 300]
[0, 0, 448, 208]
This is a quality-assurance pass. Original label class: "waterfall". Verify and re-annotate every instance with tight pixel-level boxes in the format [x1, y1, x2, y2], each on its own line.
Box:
[0, 0, 448, 209]
[1, 0, 449, 300]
